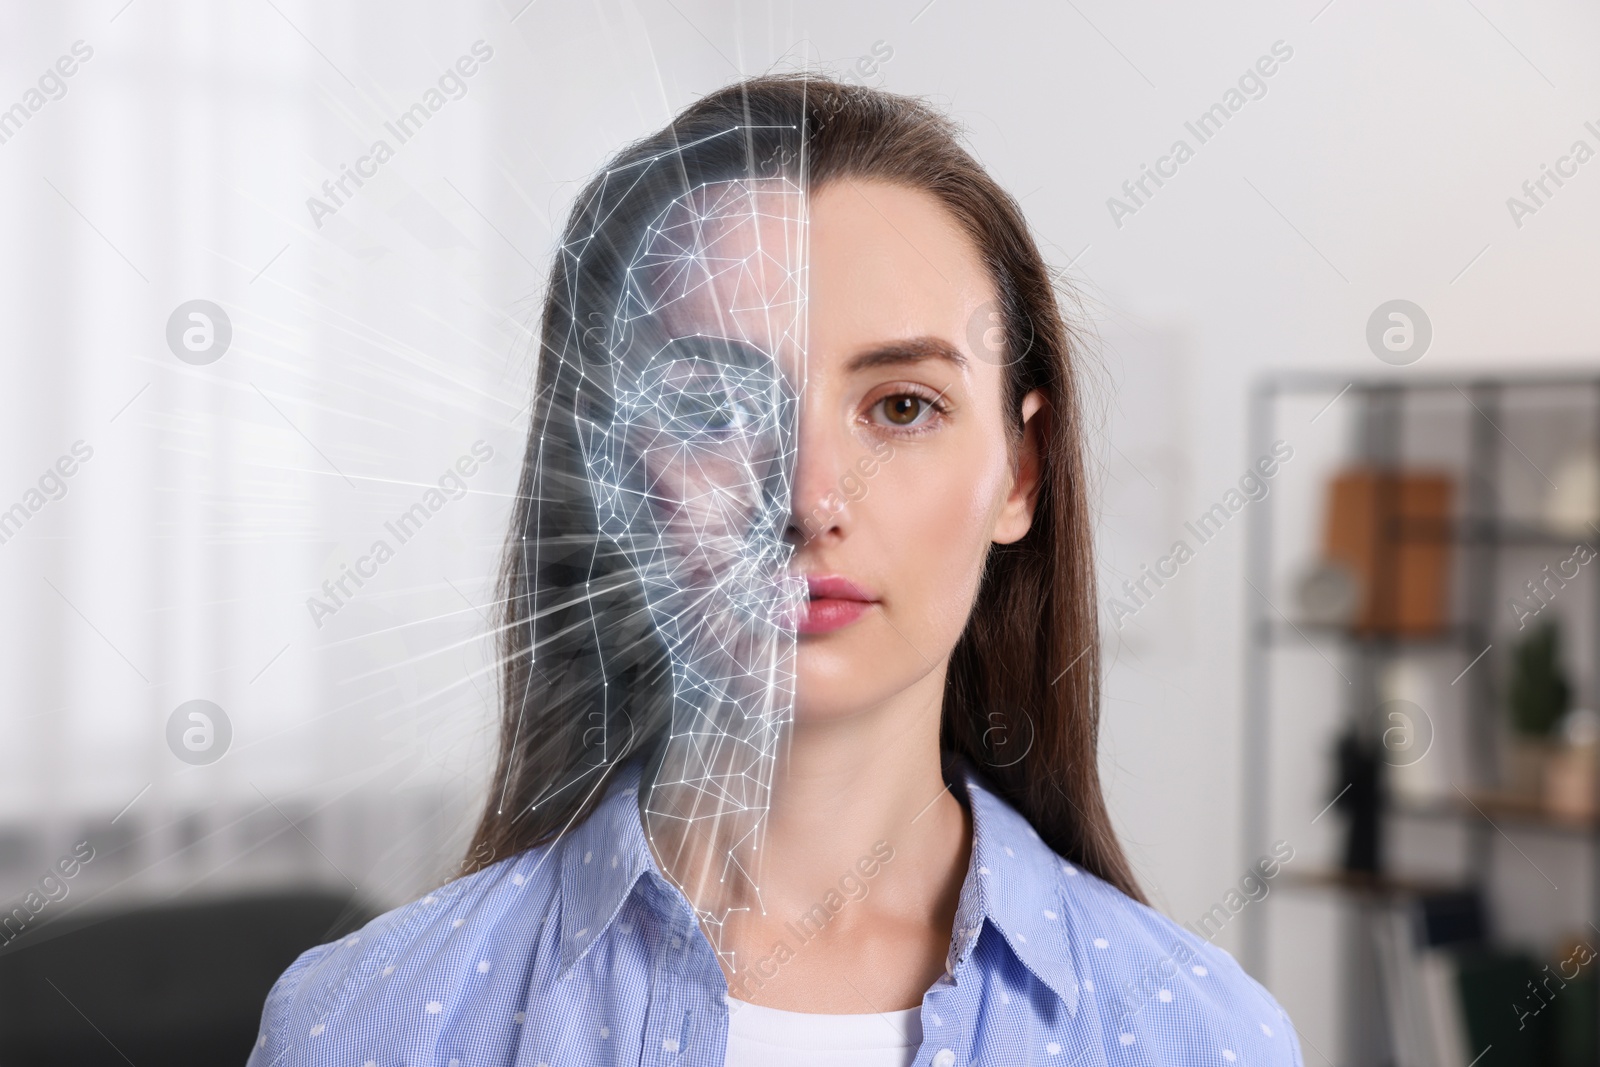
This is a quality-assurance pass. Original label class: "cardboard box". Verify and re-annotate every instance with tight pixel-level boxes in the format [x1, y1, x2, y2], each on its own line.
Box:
[1323, 469, 1454, 635]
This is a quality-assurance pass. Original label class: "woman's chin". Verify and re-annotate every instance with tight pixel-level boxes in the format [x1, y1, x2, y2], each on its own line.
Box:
[789, 701, 859, 726]
[791, 667, 877, 726]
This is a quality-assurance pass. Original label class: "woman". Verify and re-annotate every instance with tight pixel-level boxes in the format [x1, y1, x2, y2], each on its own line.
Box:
[252, 74, 1301, 1067]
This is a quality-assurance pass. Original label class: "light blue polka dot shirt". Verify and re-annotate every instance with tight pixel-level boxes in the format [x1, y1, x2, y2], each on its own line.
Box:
[249, 757, 1303, 1066]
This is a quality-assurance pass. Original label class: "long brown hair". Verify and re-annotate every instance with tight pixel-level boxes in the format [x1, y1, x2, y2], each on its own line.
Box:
[463, 73, 1143, 905]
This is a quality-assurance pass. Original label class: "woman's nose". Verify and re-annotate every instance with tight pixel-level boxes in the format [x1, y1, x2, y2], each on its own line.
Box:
[783, 404, 852, 548]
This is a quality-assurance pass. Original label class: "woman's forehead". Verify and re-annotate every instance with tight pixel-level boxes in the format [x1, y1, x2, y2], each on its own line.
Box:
[627, 179, 807, 360]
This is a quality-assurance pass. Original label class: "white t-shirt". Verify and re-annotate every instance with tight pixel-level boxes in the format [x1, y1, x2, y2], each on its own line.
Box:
[724, 993, 922, 1067]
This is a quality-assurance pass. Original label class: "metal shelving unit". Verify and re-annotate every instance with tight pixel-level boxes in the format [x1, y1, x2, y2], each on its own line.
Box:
[1238, 371, 1600, 1064]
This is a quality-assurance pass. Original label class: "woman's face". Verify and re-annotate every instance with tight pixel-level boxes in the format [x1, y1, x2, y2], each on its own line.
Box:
[788, 180, 1044, 721]
[594, 177, 1043, 720]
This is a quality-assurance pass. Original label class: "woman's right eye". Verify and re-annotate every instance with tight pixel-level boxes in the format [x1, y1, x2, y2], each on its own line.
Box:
[661, 385, 752, 434]
[639, 344, 784, 439]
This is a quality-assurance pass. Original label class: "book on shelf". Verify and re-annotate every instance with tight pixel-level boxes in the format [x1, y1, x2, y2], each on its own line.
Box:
[1373, 889, 1596, 1066]
[1373, 896, 1470, 1067]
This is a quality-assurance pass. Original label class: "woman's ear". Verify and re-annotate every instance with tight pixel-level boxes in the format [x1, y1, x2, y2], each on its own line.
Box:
[992, 389, 1048, 545]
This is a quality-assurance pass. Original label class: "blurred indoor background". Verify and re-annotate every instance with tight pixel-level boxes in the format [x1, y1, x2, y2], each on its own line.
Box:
[2, 0, 1598, 1063]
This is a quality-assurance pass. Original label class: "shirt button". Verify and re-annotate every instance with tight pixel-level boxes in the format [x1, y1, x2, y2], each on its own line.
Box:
[932, 1050, 956, 1067]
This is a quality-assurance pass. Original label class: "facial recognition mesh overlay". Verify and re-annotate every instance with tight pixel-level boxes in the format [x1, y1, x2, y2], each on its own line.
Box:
[587, 176, 806, 957]
[488, 119, 813, 976]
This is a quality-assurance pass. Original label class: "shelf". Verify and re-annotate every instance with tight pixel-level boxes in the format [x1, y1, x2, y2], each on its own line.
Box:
[1281, 868, 1466, 899]
[1257, 370, 1600, 396]
[1461, 519, 1597, 548]
[1392, 790, 1600, 836]
[1254, 619, 1483, 649]
[1385, 516, 1595, 549]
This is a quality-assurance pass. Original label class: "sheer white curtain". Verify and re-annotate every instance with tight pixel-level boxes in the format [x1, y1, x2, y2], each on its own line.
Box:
[0, 0, 746, 915]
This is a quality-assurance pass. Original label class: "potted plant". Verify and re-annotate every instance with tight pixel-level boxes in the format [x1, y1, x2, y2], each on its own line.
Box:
[1505, 621, 1571, 798]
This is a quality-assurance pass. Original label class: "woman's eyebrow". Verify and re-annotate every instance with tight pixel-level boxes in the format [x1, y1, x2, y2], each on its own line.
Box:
[842, 336, 969, 374]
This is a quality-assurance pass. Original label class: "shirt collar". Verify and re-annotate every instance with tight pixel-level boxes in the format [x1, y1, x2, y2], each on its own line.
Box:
[556, 759, 659, 977]
[555, 755, 1080, 1016]
[945, 756, 1080, 1015]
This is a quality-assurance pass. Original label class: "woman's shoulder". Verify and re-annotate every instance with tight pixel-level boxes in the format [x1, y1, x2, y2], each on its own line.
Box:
[247, 845, 562, 1064]
[1053, 860, 1303, 1066]
[954, 760, 1301, 1063]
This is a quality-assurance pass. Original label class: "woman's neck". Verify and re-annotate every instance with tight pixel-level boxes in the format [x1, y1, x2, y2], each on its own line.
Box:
[764, 669, 961, 905]
[642, 662, 973, 984]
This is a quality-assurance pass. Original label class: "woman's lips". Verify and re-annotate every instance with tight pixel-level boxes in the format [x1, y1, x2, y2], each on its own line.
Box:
[796, 574, 877, 635]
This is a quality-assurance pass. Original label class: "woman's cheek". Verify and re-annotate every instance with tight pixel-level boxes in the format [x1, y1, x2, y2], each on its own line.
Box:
[644, 445, 754, 539]
[943, 497, 1000, 623]
[884, 452, 996, 634]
